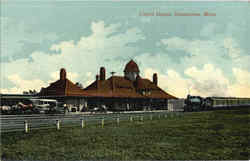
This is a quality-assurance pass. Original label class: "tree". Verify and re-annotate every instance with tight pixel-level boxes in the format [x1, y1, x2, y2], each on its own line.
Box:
[23, 89, 38, 95]
[23, 91, 29, 95]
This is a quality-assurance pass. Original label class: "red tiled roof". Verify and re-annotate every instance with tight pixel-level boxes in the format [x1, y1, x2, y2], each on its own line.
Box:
[38, 79, 90, 97]
[124, 60, 140, 72]
[84, 76, 177, 99]
[38, 66, 177, 99]
[84, 76, 144, 98]
[135, 78, 177, 99]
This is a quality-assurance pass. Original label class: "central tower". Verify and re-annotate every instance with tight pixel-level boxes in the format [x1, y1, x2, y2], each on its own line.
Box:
[124, 60, 140, 81]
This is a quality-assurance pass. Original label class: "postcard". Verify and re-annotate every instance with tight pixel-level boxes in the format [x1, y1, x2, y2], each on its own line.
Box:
[1, 0, 249, 160]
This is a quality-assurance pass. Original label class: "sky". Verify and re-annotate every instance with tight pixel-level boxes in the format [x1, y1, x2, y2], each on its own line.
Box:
[0, 1, 250, 98]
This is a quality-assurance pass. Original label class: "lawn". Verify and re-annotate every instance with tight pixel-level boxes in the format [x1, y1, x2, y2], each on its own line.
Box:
[1, 107, 250, 160]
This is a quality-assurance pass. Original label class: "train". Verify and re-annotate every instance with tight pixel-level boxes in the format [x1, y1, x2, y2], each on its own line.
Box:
[1, 93, 250, 114]
[183, 95, 250, 112]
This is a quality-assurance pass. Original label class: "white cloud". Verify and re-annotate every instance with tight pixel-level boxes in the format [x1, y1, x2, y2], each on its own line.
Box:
[160, 36, 229, 72]
[161, 36, 220, 58]
[84, 72, 94, 87]
[161, 37, 190, 52]
[0, 74, 47, 94]
[7, 74, 47, 91]
[184, 64, 230, 97]
[1, 17, 58, 61]
[143, 68, 191, 98]
[1, 20, 249, 99]
[135, 31, 249, 98]
[1, 21, 145, 93]
[143, 64, 250, 98]
[0, 70, 81, 94]
[223, 37, 241, 59]
[232, 68, 250, 85]
[0, 87, 23, 94]
[160, 33, 246, 71]
[228, 68, 250, 97]
[49, 71, 79, 83]
[200, 23, 217, 37]
[86, 72, 92, 77]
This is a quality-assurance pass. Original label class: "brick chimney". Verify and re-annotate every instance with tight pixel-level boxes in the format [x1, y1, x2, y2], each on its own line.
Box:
[135, 75, 140, 88]
[96, 75, 99, 89]
[153, 73, 158, 86]
[100, 67, 106, 81]
[60, 68, 66, 80]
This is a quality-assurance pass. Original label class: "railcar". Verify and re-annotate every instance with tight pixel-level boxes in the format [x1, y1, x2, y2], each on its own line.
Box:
[183, 95, 250, 112]
[203, 97, 250, 110]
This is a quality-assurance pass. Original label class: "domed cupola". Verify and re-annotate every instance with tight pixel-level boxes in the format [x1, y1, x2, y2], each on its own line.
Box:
[124, 59, 140, 81]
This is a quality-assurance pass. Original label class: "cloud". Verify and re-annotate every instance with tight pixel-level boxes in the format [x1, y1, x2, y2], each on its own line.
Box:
[84, 72, 94, 87]
[0, 70, 80, 94]
[184, 64, 230, 97]
[0, 17, 59, 62]
[143, 68, 191, 98]
[0, 87, 23, 94]
[133, 23, 250, 98]
[142, 64, 250, 98]
[49, 71, 79, 83]
[1, 21, 145, 93]
[0, 74, 47, 94]
[228, 68, 250, 97]
[161, 36, 221, 58]
[200, 23, 217, 37]
[159, 36, 229, 72]
[223, 37, 241, 59]
[1, 20, 249, 98]
[158, 28, 249, 76]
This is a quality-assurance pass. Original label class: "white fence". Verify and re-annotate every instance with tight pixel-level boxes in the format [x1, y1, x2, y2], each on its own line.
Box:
[0, 111, 184, 133]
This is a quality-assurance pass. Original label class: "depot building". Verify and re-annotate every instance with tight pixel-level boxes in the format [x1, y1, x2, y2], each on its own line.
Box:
[38, 60, 177, 111]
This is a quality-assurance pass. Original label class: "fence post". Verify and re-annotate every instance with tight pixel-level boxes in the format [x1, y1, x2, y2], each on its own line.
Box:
[150, 114, 153, 120]
[140, 116, 143, 121]
[130, 116, 133, 122]
[56, 119, 60, 130]
[158, 114, 161, 119]
[117, 117, 120, 126]
[102, 118, 104, 128]
[24, 120, 28, 133]
[81, 119, 85, 128]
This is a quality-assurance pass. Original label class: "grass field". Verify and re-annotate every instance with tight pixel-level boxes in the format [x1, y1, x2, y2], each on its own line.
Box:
[1, 108, 250, 160]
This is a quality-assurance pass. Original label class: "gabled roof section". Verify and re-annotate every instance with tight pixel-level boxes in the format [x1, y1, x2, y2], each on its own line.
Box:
[84, 75, 177, 99]
[39, 78, 90, 97]
[65, 79, 90, 96]
[39, 79, 66, 96]
[84, 76, 143, 98]
[135, 78, 177, 99]
[38, 69, 90, 97]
